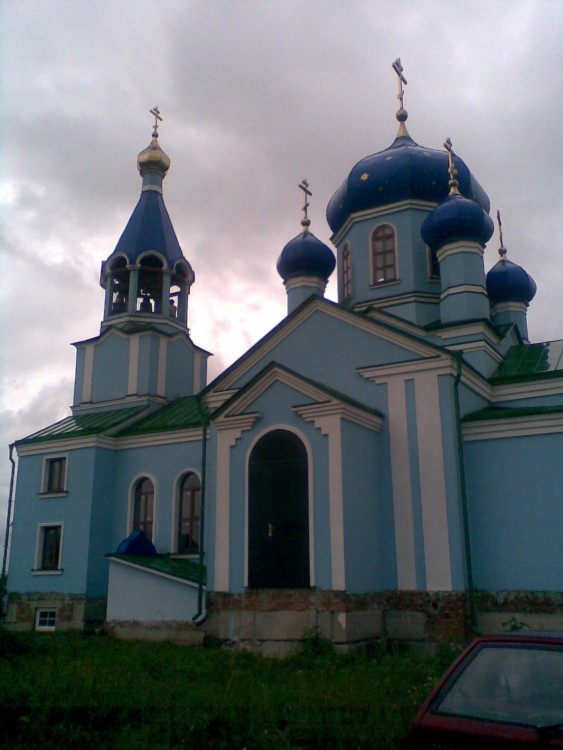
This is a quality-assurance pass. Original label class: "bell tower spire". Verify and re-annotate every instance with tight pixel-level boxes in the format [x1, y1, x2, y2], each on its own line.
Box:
[100, 108, 194, 329]
[71, 110, 210, 414]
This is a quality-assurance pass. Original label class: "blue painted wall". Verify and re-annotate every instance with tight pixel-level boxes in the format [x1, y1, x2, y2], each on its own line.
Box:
[91, 333, 130, 403]
[465, 432, 563, 590]
[108, 439, 205, 554]
[86, 448, 117, 597]
[227, 307, 427, 411]
[9, 448, 98, 594]
[341, 420, 395, 591]
[138, 333, 160, 395]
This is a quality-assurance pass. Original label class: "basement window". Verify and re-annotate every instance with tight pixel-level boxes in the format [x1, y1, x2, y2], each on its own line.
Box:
[35, 608, 57, 632]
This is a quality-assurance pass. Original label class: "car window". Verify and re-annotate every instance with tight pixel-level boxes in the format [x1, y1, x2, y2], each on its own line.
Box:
[432, 644, 563, 727]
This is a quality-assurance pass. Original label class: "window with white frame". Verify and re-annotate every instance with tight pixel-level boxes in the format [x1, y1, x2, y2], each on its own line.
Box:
[177, 472, 201, 554]
[35, 608, 57, 631]
[371, 224, 397, 284]
[41, 456, 68, 495]
[35, 524, 63, 572]
[132, 477, 155, 541]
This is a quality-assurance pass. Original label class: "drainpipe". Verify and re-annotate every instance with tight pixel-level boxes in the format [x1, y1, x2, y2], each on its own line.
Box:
[192, 396, 208, 624]
[453, 355, 477, 632]
[1, 444, 16, 616]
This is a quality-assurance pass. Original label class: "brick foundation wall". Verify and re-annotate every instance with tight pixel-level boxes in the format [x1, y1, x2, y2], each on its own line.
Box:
[206, 589, 563, 652]
[5, 593, 106, 632]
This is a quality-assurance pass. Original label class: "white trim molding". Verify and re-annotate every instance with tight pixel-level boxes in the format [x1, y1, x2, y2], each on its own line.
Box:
[81, 344, 95, 403]
[213, 414, 262, 591]
[284, 275, 327, 293]
[436, 241, 484, 263]
[331, 199, 436, 245]
[463, 412, 563, 441]
[491, 379, 563, 403]
[127, 334, 140, 394]
[440, 284, 488, 302]
[296, 411, 346, 590]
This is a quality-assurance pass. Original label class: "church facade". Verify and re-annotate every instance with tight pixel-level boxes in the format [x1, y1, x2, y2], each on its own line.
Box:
[4, 77, 562, 651]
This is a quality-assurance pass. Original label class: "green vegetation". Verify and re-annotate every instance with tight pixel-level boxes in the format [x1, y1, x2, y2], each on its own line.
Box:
[0, 630, 455, 750]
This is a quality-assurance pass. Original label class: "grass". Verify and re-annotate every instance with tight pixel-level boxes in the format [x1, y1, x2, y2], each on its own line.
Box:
[0, 629, 455, 750]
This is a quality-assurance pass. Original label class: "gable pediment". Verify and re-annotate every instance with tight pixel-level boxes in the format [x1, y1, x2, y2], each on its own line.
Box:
[207, 297, 450, 399]
[211, 362, 383, 432]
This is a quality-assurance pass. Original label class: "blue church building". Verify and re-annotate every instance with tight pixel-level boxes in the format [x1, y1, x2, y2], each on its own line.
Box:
[4, 71, 562, 650]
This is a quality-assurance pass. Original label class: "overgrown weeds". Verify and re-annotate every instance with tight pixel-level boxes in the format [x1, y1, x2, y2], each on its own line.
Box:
[0, 631, 453, 750]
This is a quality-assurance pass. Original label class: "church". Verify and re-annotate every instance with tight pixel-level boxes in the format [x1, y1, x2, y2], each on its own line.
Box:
[4, 66, 562, 652]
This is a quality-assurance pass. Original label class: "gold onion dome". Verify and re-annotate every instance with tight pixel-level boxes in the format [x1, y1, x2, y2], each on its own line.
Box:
[137, 135, 170, 177]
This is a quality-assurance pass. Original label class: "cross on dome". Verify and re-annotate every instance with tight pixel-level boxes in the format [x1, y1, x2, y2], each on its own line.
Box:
[444, 137, 460, 195]
[150, 106, 163, 138]
[391, 58, 409, 136]
[298, 179, 312, 231]
[496, 210, 508, 258]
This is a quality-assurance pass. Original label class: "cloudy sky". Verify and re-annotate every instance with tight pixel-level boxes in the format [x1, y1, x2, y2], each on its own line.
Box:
[1, 0, 562, 557]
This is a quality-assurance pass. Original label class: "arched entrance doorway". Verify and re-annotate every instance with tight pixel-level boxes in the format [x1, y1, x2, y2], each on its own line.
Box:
[248, 430, 310, 588]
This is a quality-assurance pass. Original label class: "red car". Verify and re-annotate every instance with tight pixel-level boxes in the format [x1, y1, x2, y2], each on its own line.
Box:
[406, 632, 563, 748]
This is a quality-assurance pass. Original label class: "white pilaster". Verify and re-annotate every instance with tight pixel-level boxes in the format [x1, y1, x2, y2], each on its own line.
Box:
[156, 336, 167, 396]
[385, 377, 417, 589]
[127, 334, 140, 395]
[415, 372, 452, 590]
[81, 344, 95, 403]
[213, 414, 261, 591]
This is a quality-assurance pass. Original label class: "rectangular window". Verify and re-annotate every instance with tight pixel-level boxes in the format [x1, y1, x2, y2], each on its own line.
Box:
[35, 608, 57, 631]
[42, 456, 68, 495]
[35, 524, 63, 572]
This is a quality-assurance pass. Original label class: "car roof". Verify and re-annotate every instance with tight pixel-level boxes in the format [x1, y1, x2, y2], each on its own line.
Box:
[473, 631, 563, 643]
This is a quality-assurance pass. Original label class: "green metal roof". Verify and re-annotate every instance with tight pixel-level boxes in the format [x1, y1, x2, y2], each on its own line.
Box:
[108, 554, 206, 585]
[17, 407, 147, 445]
[116, 395, 205, 436]
[491, 340, 563, 383]
[463, 404, 563, 422]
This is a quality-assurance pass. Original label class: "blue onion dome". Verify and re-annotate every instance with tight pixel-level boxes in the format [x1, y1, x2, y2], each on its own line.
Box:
[421, 193, 494, 250]
[486, 257, 537, 304]
[277, 230, 336, 282]
[326, 134, 490, 235]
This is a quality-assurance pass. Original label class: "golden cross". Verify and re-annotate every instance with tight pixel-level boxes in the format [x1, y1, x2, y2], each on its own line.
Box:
[298, 179, 312, 230]
[150, 106, 163, 137]
[392, 58, 407, 109]
[497, 210, 507, 257]
[444, 138, 460, 195]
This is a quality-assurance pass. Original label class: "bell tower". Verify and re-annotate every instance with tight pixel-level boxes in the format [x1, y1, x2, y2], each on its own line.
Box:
[72, 109, 210, 414]
[101, 107, 194, 331]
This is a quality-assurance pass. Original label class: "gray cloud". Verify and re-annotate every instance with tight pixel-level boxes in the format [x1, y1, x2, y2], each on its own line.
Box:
[1, 0, 562, 561]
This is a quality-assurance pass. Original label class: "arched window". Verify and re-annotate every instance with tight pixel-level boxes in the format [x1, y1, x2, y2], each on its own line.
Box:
[109, 256, 129, 315]
[177, 473, 201, 554]
[371, 225, 397, 285]
[133, 477, 154, 540]
[341, 242, 351, 300]
[427, 244, 440, 280]
[137, 254, 164, 314]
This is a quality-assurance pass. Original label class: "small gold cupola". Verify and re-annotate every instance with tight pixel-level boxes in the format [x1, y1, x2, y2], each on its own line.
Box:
[137, 106, 171, 179]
